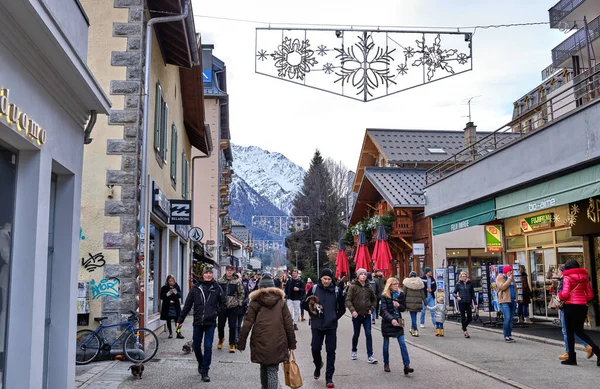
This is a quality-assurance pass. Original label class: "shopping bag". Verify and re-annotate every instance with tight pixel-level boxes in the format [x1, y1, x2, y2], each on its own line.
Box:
[284, 350, 303, 388]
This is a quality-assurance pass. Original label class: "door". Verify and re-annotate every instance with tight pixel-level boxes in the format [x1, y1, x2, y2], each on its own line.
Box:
[42, 174, 57, 388]
[529, 248, 558, 319]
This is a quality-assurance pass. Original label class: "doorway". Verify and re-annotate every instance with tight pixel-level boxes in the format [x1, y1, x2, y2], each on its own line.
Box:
[42, 174, 57, 388]
[529, 249, 558, 319]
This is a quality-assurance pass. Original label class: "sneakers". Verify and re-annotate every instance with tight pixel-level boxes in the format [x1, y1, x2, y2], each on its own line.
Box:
[524, 318, 533, 324]
[504, 337, 515, 343]
[314, 361, 324, 380]
[351, 352, 357, 360]
[419, 324, 425, 328]
[404, 365, 414, 375]
[294, 324, 299, 331]
[229, 344, 235, 353]
[558, 352, 569, 361]
[464, 331, 470, 338]
[413, 330, 419, 337]
[367, 355, 378, 364]
[168, 333, 173, 339]
[201, 372, 211, 382]
[326, 382, 335, 388]
[217, 338, 224, 350]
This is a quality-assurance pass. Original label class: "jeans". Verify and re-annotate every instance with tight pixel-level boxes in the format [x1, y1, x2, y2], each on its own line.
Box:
[382, 336, 410, 366]
[420, 295, 435, 325]
[458, 302, 472, 331]
[500, 301, 516, 338]
[409, 311, 418, 331]
[435, 322, 444, 330]
[218, 307, 239, 345]
[192, 325, 216, 373]
[563, 304, 598, 355]
[560, 309, 587, 352]
[287, 299, 302, 325]
[351, 315, 373, 357]
[311, 328, 337, 381]
[259, 364, 279, 389]
[517, 303, 529, 318]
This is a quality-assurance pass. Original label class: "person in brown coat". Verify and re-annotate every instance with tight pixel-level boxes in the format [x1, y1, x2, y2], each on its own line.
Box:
[237, 273, 297, 389]
[402, 271, 426, 337]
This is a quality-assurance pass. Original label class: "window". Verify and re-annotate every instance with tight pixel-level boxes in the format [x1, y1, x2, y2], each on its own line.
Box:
[153, 83, 168, 163]
[149, 223, 162, 315]
[170, 125, 178, 186]
[427, 147, 446, 154]
[181, 151, 189, 199]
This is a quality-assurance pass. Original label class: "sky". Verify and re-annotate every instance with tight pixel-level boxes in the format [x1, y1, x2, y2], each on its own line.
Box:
[191, 0, 566, 171]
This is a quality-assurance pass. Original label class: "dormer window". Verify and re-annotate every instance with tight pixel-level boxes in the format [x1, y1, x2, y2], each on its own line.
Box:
[427, 147, 446, 154]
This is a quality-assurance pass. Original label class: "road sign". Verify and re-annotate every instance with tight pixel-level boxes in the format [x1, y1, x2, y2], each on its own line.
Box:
[188, 227, 204, 242]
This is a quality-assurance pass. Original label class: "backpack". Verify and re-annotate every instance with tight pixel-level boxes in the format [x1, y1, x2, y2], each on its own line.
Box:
[312, 284, 340, 299]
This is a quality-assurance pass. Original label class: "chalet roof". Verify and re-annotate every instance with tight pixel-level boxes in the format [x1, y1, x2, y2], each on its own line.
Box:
[364, 167, 426, 208]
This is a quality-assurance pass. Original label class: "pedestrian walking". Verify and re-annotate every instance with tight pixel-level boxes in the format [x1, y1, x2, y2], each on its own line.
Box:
[237, 273, 297, 389]
[420, 267, 436, 328]
[496, 266, 517, 343]
[453, 271, 477, 338]
[346, 268, 378, 363]
[367, 272, 379, 324]
[236, 272, 249, 342]
[176, 266, 225, 382]
[374, 270, 386, 319]
[160, 275, 184, 339]
[427, 295, 447, 336]
[517, 265, 533, 324]
[217, 264, 245, 353]
[402, 271, 426, 337]
[558, 259, 600, 366]
[302, 268, 346, 388]
[380, 277, 414, 375]
[284, 269, 305, 330]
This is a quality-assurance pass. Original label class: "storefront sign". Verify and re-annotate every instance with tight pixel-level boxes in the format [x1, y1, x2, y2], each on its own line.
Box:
[413, 243, 425, 256]
[175, 224, 189, 240]
[432, 199, 496, 235]
[571, 196, 600, 235]
[520, 212, 554, 233]
[0, 88, 47, 146]
[169, 199, 191, 225]
[484, 225, 503, 252]
[152, 182, 170, 223]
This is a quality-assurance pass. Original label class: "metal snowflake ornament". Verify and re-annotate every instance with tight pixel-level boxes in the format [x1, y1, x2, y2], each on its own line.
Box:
[255, 28, 472, 102]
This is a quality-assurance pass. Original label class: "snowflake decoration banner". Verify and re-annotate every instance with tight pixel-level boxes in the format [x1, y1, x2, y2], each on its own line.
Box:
[255, 28, 473, 102]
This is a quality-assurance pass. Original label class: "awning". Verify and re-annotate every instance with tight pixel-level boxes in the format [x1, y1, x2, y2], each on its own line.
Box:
[496, 164, 600, 219]
[432, 199, 495, 235]
[226, 234, 244, 248]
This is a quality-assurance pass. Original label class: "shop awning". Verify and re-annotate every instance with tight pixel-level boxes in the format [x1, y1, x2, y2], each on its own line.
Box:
[496, 164, 600, 219]
[432, 199, 495, 235]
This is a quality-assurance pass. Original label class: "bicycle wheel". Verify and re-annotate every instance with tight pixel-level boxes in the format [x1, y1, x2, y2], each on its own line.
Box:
[75, 329, 101, 365]
[123, 327, 159, 363]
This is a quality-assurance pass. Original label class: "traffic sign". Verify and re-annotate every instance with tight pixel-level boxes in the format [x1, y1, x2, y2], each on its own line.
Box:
[188, 227, 204, 242]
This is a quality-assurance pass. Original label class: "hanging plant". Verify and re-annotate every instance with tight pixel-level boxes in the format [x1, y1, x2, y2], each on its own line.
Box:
[349, 211, 396, 238]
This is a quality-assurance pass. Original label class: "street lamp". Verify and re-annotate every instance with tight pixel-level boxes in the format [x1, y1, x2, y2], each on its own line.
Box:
[314, 241, 321, 278]
[294, 250, 299, 269]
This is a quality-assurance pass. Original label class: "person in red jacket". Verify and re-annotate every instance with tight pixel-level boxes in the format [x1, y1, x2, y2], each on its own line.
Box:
[557, 259, 600, 366]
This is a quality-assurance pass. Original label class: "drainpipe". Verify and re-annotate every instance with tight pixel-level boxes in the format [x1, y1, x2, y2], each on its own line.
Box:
[83, 110, 97, 144]
[137, 0, 190, 327]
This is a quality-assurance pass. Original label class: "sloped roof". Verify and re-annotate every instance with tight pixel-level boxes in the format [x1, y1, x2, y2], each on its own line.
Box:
[364, 167, 426, 208]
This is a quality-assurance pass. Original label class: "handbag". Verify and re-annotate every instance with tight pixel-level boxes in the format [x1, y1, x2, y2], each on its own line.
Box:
[284, 350, 303, 388]
[553, 281, 582, 309]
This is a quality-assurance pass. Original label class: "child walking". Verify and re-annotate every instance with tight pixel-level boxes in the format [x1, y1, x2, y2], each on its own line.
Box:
[427, 295, 447, 336]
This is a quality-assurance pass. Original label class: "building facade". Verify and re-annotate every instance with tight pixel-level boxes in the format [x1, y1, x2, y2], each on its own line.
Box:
[0, 0, 110, 387]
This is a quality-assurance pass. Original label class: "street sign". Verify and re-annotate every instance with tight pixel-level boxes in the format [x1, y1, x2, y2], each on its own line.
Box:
[170, 199, 192, 225]
[188, 227, 204, 242]
[413, 243, 425, 256]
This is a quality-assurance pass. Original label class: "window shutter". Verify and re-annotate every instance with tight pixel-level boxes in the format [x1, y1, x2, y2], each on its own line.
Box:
[153, 83, 162, 151]
[161, 103, 169, 162]
[182, 151, 187, 199]
[170, 125, 177, 184]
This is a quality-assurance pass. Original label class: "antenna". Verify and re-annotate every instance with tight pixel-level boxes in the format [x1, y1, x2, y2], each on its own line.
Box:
[461, 95, 481, 123]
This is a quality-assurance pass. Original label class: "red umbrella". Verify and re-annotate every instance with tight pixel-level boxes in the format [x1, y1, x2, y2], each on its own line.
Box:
[354, 232, 372, 273]
[372, 225, 392, 278]
[335, 239, 350, 279]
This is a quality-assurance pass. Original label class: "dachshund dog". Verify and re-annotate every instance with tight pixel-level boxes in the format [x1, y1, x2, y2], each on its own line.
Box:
[128, 363, 144, 379]
[182, 341, 193, 354]
[306, 295, 323, 316]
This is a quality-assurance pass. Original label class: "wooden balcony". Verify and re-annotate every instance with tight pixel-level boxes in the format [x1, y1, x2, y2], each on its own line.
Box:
[220, 139, 230, 150]
[392, 213, 413, 238]
[219, 208, 229, 217]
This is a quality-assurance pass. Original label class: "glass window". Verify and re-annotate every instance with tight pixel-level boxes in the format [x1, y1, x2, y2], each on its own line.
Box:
[446, 249, 469, 276]
[556, 229, 582, 244]
[527, 232, 553, 247]
[149, 223, 162, 315]
[557, 246, 584, 267]
[506, 235, 525, 250]
[0, 144, 16, 388]
[470, 249, 501, 290]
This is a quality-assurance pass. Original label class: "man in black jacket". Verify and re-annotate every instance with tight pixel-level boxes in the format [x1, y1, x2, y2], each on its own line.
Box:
[177, 266, 225, 382]
[302, 268, 346, 388]
[284, 269, 305, 330]
[420, 267, 436, 328]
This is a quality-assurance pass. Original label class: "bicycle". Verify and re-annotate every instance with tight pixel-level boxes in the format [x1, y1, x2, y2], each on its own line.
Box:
[75, 310, 159, 365]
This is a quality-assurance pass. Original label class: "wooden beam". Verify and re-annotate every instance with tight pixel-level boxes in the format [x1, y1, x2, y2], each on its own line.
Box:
[399, 236, 413, 249]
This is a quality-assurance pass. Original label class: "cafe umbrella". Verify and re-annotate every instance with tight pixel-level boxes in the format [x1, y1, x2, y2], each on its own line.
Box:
[372, 225, 392, 278]
[335, 238, 350, 279]
[354, 231, 372, 273]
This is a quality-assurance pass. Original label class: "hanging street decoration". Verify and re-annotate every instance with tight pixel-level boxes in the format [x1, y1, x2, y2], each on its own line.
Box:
[253, 240, 286, 253]
[251, 216, 310, 236]
[255, 28, 473, 102]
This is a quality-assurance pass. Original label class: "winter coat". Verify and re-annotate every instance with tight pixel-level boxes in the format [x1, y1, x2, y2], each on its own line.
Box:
[368, 277, 379, 298]
[380, 292, 406, 338]
[284, 276, 305, 301]
[520, 273, 532, 304]
[237, 287, 297, 365]
[421, 275, 436, 299]
[218, 275, 245, 309]
[453, 280, 476, 306]
[402, 277, 426, 312]
[427, 303, 446, 323]
[496, 274, 516, 304]
[160, 283, 182, 320]
[558, 268, 593, 306]
[375, 275, 386, 298]
[302, 281, 346, 330]
[345, 280, 377, 316]
[178, 279, 225, 326]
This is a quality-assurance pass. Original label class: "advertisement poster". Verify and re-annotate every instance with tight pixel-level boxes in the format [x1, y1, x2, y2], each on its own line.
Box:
[435, 268, 447, 306]
[447, 266, 456, 306]
[489, 265, 500, 312]
[485, 225, 503, 252]
[520, 212, 554, 233]
[481, 263, 490, 312]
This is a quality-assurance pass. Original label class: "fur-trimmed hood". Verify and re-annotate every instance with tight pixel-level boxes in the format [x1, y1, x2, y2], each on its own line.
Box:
[249, 287, 285, 308]
[402, 277, 424, 290]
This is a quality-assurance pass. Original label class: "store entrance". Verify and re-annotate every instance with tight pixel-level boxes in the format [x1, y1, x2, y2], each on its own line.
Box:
[529, 249, 559, 319]
[591, 237, 600, 326]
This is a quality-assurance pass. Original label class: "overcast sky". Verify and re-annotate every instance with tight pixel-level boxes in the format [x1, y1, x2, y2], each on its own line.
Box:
[192, 0, 565, 171]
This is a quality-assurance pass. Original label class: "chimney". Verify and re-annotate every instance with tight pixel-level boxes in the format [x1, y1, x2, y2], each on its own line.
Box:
[464, 121, 477, 148]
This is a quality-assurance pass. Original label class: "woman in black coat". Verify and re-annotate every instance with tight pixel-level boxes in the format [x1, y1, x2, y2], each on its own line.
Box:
[452, 271, 477, 338]
[380, 277, 413, 375]
[160, 275, 184, 339]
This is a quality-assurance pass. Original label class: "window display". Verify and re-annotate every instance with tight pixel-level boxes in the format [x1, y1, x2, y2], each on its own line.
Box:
[149, 223, 162, 315]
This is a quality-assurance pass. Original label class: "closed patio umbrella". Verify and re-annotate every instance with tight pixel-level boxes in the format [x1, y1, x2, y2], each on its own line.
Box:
[372, 225, 392, 278]
[354, 231, 372, 273]
[335, 239, 350, 279]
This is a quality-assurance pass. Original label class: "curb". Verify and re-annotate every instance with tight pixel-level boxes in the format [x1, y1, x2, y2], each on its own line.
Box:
[76, 361, 119, 388]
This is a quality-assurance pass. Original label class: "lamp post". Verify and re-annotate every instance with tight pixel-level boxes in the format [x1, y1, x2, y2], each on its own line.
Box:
[314, 241, 321, 278]
[294, 250, 299, 269]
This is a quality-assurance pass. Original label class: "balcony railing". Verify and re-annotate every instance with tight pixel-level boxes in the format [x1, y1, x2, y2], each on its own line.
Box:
[574, 63, 600, 99]
[426, 66, 600, 186]
[549, 0, 586, 28]
[222, 195, 231, 206]
[222, 216, 232, 232]
[552, 14, 600, 67]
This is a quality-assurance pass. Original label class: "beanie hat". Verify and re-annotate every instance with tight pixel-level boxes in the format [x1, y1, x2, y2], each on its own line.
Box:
[202, 266, 213, 275]
[307, 278, 312, 283]
[320, 268, 334, 279]
[259, 273, 275, 289]
[424, 267, 432, 274]
[356, 268, 367, 278]
[503, 266, 512, 274]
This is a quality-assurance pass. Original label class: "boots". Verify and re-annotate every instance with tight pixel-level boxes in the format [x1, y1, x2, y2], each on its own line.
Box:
[217, 338, 224, 350]
[560, 352, 577, 365]
[558, 353, 568, 361]
[440, 329, 445, 337]
[585, 345, 593, 359]
[435, 329, 440, 337]
[403, 365, 414, 375]
[594, 347, 600, 366]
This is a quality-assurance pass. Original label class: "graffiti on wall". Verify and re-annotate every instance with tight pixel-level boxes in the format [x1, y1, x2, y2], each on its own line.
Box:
[80, 228, 86, 240]
[81, 252, 106, 272]
[90, 277, 120, 300]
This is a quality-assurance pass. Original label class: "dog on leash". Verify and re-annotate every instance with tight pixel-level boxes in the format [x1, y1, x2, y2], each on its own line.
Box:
[182, 341, 193, 354]
[128, 363, 144, 379]
[306, 295, 323, 316]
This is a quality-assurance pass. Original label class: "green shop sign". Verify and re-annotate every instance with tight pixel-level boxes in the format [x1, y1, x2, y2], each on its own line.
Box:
[432, 199, 496, 235]
[520, 212, 554, 233]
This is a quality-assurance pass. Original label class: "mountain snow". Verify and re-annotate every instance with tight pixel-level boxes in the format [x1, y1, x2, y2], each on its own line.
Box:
[231, 144, 305, 215]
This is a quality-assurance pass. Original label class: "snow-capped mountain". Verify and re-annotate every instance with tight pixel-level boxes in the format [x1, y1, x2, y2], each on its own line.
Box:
[231, 144, 305, 215]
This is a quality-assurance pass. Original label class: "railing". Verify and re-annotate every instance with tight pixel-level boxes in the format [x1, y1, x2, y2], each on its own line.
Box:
[574, 63, 600, 99]
[552, 13, 600, 67]
[426, 66, 600, 186]
[222, 195, 231, 205]
[549, 0, 585, 28]
[222, 216, 232, 232]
